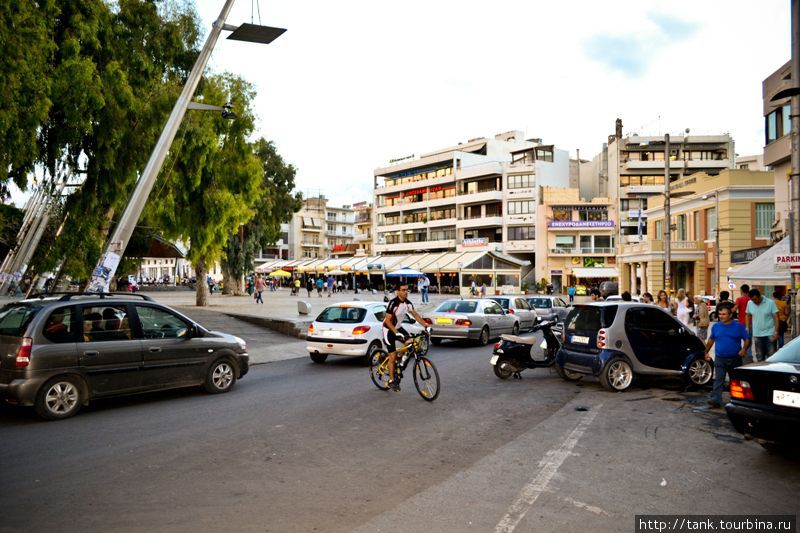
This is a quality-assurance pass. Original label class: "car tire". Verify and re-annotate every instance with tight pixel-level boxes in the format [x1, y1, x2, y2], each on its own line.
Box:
[555, 363, 582, 381]
[35, 375, 84, 420]
[511, 322, 520, 336]
[431, 338, 443, 346]
[493, 358, 515, 380]
[685, 357, 713, 387]
[363, 341, 382, 366]
[310, 353, 328, 364]
[599, 357, 634, 392]
[204, 358, 237, 393]
[477, 326, 490, 346]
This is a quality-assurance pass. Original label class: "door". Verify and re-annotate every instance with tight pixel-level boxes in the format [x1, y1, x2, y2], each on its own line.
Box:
[78, 304, 142, 395]
[624, 307, 688, 370]
[134, 304, 206, 388]
[554, 298, 570, 322]
[485, 300, 511, 333]
[515, 298, 534, 329]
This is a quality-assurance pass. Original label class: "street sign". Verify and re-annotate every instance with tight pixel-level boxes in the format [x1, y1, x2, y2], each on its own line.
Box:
[775, 254, 800, 270]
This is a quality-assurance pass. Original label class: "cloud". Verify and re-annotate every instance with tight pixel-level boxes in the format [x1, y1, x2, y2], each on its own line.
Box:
[650, 14, 699, 41]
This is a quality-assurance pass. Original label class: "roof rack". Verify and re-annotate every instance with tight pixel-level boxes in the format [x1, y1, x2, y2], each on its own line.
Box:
[52, 292, 154, 302]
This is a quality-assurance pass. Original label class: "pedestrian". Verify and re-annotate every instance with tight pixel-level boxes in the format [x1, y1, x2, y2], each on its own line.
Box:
[734, 284, 750, 324]
[641, 292, 654, 304]
[656, 290, 671, 312]
[337, 279, 342, 293]
[590, 288, 602, 301]
[674, 288, 692, 326]
[567, 285, 576, 303]
[293, 277, 301, 296]
[470, 280, 476, 297]
[480, 282, 487, 298]
[254, 274, 266, 304]
[705, 303, 750, 409]
[621, 291, 632, 302]
[316, 277, 324, 297]
[693, 295, 710, 341]
[306, 277, 314, 297]
[773, 291, 789, 349]
[746, 288, 779, 362]
[327, 275, 334, 297]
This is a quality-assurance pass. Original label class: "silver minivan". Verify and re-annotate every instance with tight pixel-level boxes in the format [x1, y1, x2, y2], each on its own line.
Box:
[0, 293, 249, 420]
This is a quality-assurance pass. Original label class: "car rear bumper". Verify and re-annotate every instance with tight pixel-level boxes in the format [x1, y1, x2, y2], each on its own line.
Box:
[429, 326, 480, 340]
[307, 338, 370, 356]
[556, 348, 625, 376]
[0, 374, 49, 407]
[725, 401, 800, 443]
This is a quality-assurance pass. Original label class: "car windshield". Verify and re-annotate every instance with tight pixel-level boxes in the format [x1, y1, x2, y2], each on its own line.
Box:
[436, 301, 478, 313]
[565, 305, 617, 331]
[491, 298, 510, 309]
[0, 304, 42, 337]
[768, 336, 800, 364]
[316, 306, 367, 323]
[529, 298, 552, 309]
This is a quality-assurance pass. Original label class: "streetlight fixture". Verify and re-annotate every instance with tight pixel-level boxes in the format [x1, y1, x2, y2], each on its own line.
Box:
[87, 0, 286, 292]
[702, 192, 733, 297]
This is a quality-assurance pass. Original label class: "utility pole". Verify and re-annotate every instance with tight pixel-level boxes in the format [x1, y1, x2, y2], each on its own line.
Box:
[664, 133, 672, 293]
[792, 0, 800, 338]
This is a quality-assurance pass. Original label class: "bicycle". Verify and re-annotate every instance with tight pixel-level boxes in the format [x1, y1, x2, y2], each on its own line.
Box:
[369, 329, 440, 401]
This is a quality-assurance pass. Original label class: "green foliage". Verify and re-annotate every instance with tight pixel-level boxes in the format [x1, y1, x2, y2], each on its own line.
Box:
[0, 203, 24, 261]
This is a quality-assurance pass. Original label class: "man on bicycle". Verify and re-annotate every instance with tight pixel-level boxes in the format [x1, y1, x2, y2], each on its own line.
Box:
[383, 282, 428, 391]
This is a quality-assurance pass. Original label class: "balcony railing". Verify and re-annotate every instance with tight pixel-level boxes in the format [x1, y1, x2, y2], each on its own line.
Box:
[621, 240, 703, 254]
[549, 247, 615, 255]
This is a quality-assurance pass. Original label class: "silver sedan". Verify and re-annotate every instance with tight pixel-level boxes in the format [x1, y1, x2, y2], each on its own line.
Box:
[427, 299, 520, 346]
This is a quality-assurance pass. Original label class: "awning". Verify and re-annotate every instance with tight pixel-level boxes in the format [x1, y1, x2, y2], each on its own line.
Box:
[729, 238, 791, 285]
[572, 267, 619, 278]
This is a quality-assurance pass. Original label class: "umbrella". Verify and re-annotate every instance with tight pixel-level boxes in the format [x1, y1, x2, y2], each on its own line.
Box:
[268, 269, 292, 278]
[386, 267, 424, 277]
[327, 269, 348, 275]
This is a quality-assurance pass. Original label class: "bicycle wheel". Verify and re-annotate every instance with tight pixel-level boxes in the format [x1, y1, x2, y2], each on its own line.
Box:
[413, 357, 440, 401]
[369, 349, 391, 391]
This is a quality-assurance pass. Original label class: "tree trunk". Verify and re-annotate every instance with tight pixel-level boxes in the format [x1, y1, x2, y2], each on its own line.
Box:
[222, 267, 245, 296]
[195, 259, 209, 307]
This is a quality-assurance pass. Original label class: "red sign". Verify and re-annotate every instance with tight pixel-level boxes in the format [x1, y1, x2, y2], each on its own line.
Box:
[332, 245, 346, 252]
[403, 188, 427, 196]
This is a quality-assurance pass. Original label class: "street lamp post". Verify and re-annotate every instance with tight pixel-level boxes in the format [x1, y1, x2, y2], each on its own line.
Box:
[702, 192, 732, 297]
[664, 134, 672, 293]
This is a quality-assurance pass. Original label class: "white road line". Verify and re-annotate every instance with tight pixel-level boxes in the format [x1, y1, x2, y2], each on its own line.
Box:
[494, 406, 601, 533]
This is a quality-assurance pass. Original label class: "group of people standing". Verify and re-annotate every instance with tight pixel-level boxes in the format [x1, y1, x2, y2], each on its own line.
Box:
[304, 275, 349, 298]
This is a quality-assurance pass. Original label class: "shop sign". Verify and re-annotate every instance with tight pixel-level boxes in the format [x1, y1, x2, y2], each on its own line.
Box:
[583, 257, 605, 268]
[332, 245, 346, 252]
[775, 254, 800, 269]
[731, 246, 770, 264]
[550, 270, 563, 275]
[366, 263, 384, 270]
[461, 238, 489, 247]
[548, 221, 615, 228]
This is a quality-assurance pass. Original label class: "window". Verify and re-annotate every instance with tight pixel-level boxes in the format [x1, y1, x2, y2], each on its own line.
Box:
[578, 209, 608, 221]
[508, 174, 534, 188]
[430, 228, 455, 241]
[625, 307, 678, 334]
[782, 104, 791, 136]
[483, 302, 504, 315]
[555, 235, 575, 250]
[44, 306, 75, 343]
[316, 306, 367, 323]
[594, 235, 612, 249]
[766, 105, 790, 144]
[655, 220, 663, 241]
[136, 306, 188, 339]
[507, 226, 535, 240]
[82, 306, 133, 342]
[706, 207, 716, 241]
[676, 214, 687, 241]
[755, 203, 775, 239]
[694, 211, 701, 241]
[508, 201, 534, 215]
[0, 304, 41, 337]
[552, 208, 571, 221]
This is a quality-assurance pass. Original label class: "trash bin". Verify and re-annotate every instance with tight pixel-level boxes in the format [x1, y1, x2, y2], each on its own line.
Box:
[298, 300, 312, 315]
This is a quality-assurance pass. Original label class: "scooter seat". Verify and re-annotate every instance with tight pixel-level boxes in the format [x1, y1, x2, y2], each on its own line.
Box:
[499, 334, 538, 345]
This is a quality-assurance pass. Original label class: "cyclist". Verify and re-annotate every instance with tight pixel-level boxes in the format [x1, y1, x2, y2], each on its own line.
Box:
[382, 282, 428, 391]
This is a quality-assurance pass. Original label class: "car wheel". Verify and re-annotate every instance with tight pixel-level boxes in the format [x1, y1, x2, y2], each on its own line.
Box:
[511, 322, 520, 336]
[35, 375, 84, 420]
[363, 341, 382, 366]
[493, 357, 515, 380]
[686, 357, 713, 387]
[431, 338, 443, 346]
[599, 357, 634, 392]
[477, 326, 490, 346]
[204, 358, 237, 393]
[310, 353, 328, 364]
[555, 363, 582, 381]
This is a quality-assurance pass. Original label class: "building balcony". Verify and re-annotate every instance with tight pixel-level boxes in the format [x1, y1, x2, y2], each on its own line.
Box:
[549, 247, 615, 256]
[685, 159, 731, 170]
[375, 221, 427, 233]
[457, 161, 503, 181]
[374, 174, 454, 196]
[506, 214, 535, 225]
[353, 232, 371, 241]
[620, 239, 704, 255]
[301, 226, 322, 232]
[620, 184, 664, 195]
[373, 239, 456, 253]
[623, 160, 683, 171]
[456, 239, 503, 252]
[504, 239, 536, 252]
[428, 217, 457, 228]
[457, 216, 503, 230]
[506, 187, 535, 199]
[457, 189, 503, 204]
[301, 242, 325, 247]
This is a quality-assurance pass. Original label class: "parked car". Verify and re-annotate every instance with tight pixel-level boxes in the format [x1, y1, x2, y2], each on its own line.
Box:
[306, 301, 426, 364]
[725, 339, 800, 451]
[427, 299, 519, 346]
[526, 296, 571, 323]
[599, 281, 618, 299]
[489, 296, 538, 332]
[701, 296, 718, 321]
[556, 302, 712, 392]
[0, 293, 249, 420]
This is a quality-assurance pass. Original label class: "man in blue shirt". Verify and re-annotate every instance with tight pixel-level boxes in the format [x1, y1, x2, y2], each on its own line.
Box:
[705, 302, 751, 408]
[745, 288, 779, 361]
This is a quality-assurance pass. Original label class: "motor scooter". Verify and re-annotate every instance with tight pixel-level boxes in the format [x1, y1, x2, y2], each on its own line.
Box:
[489, 318, 563, 379]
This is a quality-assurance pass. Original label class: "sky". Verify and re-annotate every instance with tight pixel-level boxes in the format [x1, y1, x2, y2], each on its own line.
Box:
[11, 0, 790, 209]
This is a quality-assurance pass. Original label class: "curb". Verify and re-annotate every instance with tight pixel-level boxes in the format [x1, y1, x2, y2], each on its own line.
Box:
[224, 312, 311, 339]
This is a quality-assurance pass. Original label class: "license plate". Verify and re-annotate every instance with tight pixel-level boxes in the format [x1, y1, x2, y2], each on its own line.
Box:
[436, 318, 453, 325]
[322, 330, 341, 338]
[490, 355, 499, 365]
[571, 335, 589, 344]
[773, 389, 800, 409]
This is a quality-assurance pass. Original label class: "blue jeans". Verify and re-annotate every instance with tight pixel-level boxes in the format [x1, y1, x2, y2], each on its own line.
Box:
[712, 356, 742, 404]
[752, 336, 775, 362]
[422, 288, 429, 303]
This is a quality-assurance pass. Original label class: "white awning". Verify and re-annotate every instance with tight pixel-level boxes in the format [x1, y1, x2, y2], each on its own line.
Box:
[729, 238, 791, 285]
[572, 267, 619, 278]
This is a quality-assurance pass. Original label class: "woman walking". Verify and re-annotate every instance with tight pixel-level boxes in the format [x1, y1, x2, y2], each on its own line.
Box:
[656, 290, 672, 313]
[674, 288, 692, 327]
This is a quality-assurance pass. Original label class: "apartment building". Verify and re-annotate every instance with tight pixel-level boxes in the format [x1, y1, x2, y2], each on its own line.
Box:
[288, 195, 356, 259]
[535, 187, 618, 293]
[607, 120, 735, 246]
[327, 205, 356, 257]
[254, 223, 291, 263]
[353, 201, 373, 256]
[372, 131, 569, 263]
[617, 169, 774, 297]
[763, 60, 792, 240]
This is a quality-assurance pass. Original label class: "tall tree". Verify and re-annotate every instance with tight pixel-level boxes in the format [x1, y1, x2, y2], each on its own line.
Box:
[221, 139, 302, 295]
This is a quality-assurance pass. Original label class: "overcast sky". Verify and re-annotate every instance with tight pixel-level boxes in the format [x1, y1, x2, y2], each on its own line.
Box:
[11, 1, 789, 209]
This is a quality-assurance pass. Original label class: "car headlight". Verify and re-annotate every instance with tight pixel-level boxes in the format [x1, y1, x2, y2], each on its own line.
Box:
[234, 336, 247, 352]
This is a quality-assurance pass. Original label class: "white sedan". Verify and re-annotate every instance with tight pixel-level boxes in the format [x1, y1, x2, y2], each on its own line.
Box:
[306, 301, 426, 364]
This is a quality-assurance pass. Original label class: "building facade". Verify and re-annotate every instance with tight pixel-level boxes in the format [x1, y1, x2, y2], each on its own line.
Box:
[372, 131, 570, 264]
[535, 187, 618, 293]
[353, 201, 373, 256]
[618, 169, 774, 297]
[327, 205, 356, 257]
[288, 195, 357, 260]
[763, 60, 792, 240]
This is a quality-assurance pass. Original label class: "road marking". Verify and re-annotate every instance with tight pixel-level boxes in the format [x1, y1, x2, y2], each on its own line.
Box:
[562, 496, 609, 516]
[494, 406, 601, 533]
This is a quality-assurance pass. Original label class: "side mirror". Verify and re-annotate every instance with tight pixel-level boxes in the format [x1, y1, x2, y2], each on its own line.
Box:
[177, 327, 189, 339]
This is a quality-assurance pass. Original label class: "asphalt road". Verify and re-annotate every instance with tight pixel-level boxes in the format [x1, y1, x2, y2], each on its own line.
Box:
[1, 336, 799, 533]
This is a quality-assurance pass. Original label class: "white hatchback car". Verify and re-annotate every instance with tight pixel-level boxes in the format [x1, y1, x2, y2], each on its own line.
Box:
[306, 301, 426, 364]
